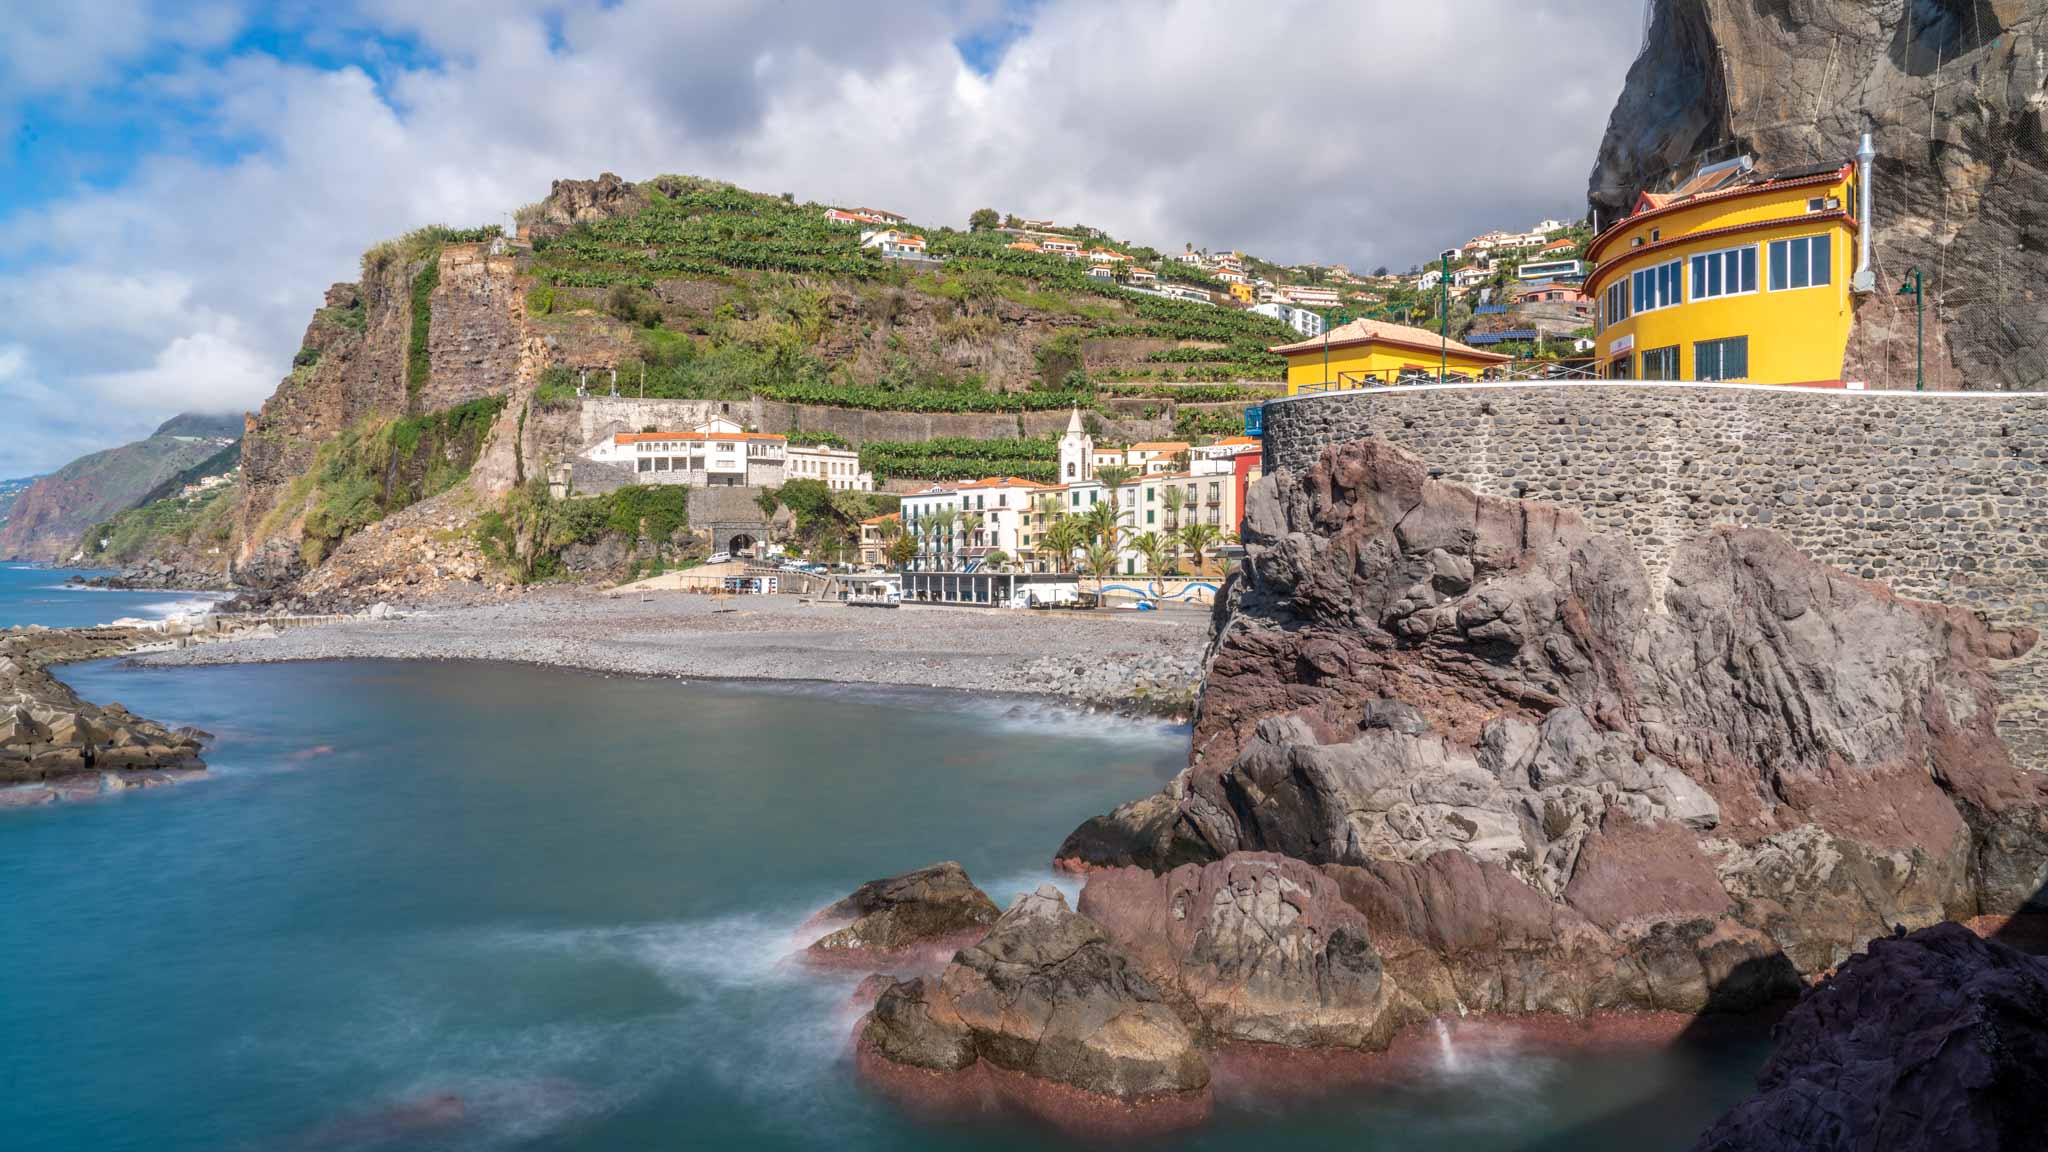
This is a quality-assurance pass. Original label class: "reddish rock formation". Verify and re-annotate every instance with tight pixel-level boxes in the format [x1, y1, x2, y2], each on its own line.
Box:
[1078, 853, 1403, 1049]
[1059, 439, 2044, 1003]
[856, 886, 1208, 1107]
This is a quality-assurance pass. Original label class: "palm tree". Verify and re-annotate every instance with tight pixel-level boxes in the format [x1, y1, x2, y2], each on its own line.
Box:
[1097, 461, 1146, 545]
[1042, 515, 1084, 575]
[1128, 532, 1169, 582]
[1160, 487, 1186, 568]
[1179, 521, 1220, 576]
[1081, 539, 1119, 594]
[928, 507, 957, 569]
[1031, 493, 1064, 571]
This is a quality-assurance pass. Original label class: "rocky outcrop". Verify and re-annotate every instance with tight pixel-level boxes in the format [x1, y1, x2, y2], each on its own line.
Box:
[858, 885, 1208, 1104]
[804, 862, 1001, 966]
[1695, 921, 2048, 1151]
[1078, 853, 1403, 1049]
[1589, 0, 2048, 390]
[0, 626, 208, 805]
[1060, 439, 2044, 1001]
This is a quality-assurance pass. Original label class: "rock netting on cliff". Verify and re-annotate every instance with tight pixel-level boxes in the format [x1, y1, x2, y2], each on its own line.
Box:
[1590, 0, 2048, 389]
[1060, 439, 2046, 1008]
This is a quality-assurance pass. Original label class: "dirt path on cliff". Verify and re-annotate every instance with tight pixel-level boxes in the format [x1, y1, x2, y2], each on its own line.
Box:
[135, 591, 1213, 712]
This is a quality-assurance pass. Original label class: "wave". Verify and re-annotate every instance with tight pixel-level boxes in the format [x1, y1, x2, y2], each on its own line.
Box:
[713, 678, 1190, 745]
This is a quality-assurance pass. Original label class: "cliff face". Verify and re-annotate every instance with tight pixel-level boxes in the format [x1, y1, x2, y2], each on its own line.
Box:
[1589, 0, 2048, 390]
[0, 414, 241, 562]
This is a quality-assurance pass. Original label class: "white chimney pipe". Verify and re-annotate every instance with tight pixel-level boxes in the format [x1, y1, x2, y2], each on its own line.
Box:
[1852, 132, 1877, 293]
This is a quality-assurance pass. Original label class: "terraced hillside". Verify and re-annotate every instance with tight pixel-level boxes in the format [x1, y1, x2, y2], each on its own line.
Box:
[233, 172, 1290, 596]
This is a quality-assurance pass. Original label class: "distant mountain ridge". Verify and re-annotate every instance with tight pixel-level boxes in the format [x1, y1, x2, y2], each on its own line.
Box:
[0, 414, 243, 562]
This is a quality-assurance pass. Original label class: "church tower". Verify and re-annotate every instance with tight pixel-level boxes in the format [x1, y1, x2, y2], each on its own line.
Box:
[1058, 407, 1093, 484]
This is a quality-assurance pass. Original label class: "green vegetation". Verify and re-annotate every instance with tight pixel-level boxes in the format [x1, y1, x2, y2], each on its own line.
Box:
[1173, 407, 1253, 439]
[860, 436, 1058, 483]
[79, 481, 237, 564]
[785, 430, 852, 449]
[756, 479, 895, 562]
[293, 397, 506, 564]
[476, 481, 692, 583]
[405, 248, 441, 400]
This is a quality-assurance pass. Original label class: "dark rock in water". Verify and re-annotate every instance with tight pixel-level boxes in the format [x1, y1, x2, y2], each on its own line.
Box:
[805, 862, 1000, 965]
[1057, 439, 2046, 1002]
[858, 885, 1208, 1102]
[1079, 852, 1402, 1049]
[1, 626, 207, 800]
[1694, 922, 2048, 1152]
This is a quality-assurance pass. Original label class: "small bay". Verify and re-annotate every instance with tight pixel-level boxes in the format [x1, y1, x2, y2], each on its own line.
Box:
[1, 659, 1768, 1150]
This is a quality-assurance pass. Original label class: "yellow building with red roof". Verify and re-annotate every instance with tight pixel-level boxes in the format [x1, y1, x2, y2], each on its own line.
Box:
[1272, 318, 1510, 393]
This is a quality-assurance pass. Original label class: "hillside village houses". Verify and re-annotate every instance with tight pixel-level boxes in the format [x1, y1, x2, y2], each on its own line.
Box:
[900, 410, 1257, 577]
[1274, 283, 1340, 309]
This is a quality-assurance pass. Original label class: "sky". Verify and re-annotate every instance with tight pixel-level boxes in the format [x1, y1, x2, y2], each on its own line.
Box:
[0, 0, 1641, 477]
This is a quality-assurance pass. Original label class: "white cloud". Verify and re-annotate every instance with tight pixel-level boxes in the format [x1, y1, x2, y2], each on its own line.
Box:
[0, 0, 1639, 474]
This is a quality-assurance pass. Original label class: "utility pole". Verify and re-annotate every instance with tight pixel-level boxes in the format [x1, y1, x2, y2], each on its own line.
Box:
[1898, 267, 1924, 391]
[1439, 249, 1456, 381]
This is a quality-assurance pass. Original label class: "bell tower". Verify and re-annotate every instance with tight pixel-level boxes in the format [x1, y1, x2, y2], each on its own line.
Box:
[1057, 407, 1093, 484]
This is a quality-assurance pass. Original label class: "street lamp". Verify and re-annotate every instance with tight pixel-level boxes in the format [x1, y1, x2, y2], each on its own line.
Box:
[1439, 248, 1457, 381]
[1897, 267, 1924, 391]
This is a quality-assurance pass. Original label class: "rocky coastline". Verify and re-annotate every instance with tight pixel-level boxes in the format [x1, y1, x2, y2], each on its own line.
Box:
[1, 624, 212, 807]
[836, 438, 2048, 1141]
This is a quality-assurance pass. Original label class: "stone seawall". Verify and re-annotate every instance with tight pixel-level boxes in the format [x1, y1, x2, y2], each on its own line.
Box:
[1261, 382, 2048, 769]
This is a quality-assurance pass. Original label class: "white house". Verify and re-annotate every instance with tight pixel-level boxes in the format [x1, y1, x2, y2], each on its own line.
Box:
[1251, 301, 1325, 337]
[584, 419, 787, 488]
[1533, 217, 1573, 235]
[1452, 265, 1492, 290]
[1416, 268, 1444, 292]
[860, 229, 929, 259]
[1126, 266, 1158, 285]
[1124, 441, 1190, 474]
[1159, 284, 1214, 304]
[1516, 258, 1586, 282]
[1039, 238, 1081, 257]
[1276, 284, 1340, 308]
[786, 443, 874, 491]
[1189, 436, 1261, 475]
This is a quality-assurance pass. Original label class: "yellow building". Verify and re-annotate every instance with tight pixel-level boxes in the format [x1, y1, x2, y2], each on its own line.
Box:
[1273, 318, 1510, 393]
[1586, 157, 1859, 384]
[1228, 281, 1254, 304]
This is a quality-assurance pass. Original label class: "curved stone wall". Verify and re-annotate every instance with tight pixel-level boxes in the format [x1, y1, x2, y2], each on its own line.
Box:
[1261, 382, 2048, 769]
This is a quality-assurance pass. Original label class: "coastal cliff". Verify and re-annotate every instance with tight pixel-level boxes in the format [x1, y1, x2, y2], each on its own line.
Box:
[0, 414, 241, 563]
[1590, 0, 2048, 389]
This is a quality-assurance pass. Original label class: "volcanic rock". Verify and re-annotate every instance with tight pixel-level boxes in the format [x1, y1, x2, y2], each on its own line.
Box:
[1078, 852, 1402, 1049]
[1694, 921, 2048, 1152]
[858, 885, 1208, 1102]
[805, 862, 1000, 966]
[1059, 439, 2044, 993]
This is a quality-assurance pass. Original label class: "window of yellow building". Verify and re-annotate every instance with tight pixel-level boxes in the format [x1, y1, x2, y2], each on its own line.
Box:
[1695, 336, 1748, 381]
[1690, 246, 1758, 299]
[1641, 345, 1680, 380]
[1767, 235, 1832, 291]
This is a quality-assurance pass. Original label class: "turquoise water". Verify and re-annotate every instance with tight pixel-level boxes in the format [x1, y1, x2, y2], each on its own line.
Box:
[0, 565, 225, 629]
[0, 660, 1768, 1150]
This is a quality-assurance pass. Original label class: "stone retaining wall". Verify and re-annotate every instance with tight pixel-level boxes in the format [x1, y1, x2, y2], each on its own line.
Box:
[1261, 382, 2048, 769]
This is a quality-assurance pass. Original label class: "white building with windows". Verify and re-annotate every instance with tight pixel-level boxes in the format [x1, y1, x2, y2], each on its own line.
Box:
[860, 229, 930, 259]
[1251, 300, 1325, 337]
[1275, 284, 1340, 309]
[584, 417, 787, 487]
[786, 443, 874, 491]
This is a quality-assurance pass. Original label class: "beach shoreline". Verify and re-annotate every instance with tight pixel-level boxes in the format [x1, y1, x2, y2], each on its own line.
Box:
[135, 590, 1213, 716]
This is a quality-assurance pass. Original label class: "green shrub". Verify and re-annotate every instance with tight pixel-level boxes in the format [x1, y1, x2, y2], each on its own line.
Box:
[405, 248, 441, 400]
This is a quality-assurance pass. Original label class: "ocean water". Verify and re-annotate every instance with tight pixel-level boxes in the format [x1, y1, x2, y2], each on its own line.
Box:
[0, 660, 1769, 1150]
[0, 564, 226, 629]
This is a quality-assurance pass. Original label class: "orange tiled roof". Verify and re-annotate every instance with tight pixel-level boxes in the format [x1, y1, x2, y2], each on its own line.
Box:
[1127, 441, 1191, 453]
[615, 430, 786, 443]
[1269, 317, 1511, 363]
[955, 476, 1051, 489]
